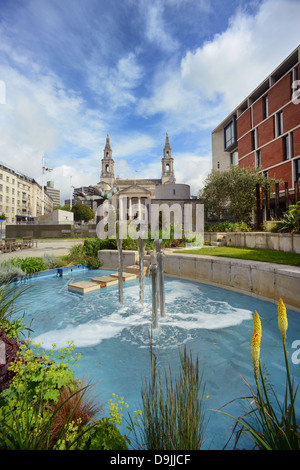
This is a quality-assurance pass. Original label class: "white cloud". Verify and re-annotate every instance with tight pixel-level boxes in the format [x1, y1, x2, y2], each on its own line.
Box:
[181, 0, 300, 110]
[138, 0, 300, 131]
[87, 52, 143, 110]
[174, 153, 211, 196]
[144, 1, 179, 53]
[0, 59, 106, 203]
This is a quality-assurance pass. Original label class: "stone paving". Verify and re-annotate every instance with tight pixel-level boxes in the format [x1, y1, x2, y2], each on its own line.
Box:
[0, 239, 84, 261]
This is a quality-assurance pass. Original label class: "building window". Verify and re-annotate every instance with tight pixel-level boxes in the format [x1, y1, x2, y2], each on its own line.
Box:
[224, 117, 237, 151]
[252, 130, 256, 150]
[256, 150, 261, 169]
[283, 134, 293, 160]
[230, 150, 238, 166]
[295, 158, 300, 182]
[264, 170, 268, 179]
[263, 94, 268, 119]
[277, 111, 283, 136]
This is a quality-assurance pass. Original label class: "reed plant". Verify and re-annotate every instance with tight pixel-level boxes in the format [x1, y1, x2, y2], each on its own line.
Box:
[139, 340, 207, 450]
[219, 299, 299, 450]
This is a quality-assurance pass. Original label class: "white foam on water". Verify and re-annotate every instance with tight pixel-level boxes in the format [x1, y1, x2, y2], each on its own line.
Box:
[162, 308, 253, 330]
[33, 296, 252, 349]
[33, 307, 151, 349]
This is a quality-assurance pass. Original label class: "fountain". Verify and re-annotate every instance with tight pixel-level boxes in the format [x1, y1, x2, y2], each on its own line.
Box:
[117, 237, 123, 304]
[149, 239, 166, 328]
[156, 239, 166, 318]
[139, 237, 145, 306]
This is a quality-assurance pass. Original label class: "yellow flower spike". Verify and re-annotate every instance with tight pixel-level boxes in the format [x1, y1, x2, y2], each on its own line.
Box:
[253, 310, 262, 336]
[278, 298, 288, 341]
[251, 328, 261, 379]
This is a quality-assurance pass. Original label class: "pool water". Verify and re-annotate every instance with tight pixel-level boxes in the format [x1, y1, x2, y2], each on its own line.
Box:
[14, 268, 300, 449]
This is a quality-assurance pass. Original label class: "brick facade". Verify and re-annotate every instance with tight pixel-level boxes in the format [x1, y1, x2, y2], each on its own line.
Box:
[212, 46, 300, 219]
[234, 47, 300, 191]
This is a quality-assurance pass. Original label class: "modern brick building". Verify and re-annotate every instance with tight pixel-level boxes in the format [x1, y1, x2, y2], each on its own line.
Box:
[212, 45, 300, 215]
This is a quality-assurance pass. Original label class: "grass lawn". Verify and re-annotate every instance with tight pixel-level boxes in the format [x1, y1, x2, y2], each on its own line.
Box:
[174, 246, 300, 267]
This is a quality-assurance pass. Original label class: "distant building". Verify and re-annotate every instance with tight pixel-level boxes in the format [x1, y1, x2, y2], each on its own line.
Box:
[0, 162, 53, 224]
[212, 45, 300, 209]
[71, 134, 201, 230]
[45, 180, 60, 207]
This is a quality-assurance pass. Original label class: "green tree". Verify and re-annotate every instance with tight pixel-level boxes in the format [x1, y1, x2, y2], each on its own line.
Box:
[53, 204, 71, 211]
[71, 203, 95, 222]
[198, 166, 279, 223]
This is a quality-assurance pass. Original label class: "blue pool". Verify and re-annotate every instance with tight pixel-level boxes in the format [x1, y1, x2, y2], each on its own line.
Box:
[14, 268, 300, 449]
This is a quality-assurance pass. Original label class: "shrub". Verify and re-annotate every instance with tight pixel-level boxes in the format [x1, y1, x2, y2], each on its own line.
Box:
[204, 222, 251, 232]
[12, 257, 47, 274]
[277, 202, 300, 233]
[42, 254, 64, 269]
[0, 262, 25, 284]
[0, 338, 133, 450]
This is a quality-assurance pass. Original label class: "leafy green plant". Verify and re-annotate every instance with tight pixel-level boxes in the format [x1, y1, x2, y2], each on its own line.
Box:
[0, 338, 134, 450]
[277, 202, 300, 233]
[11, 257, 47, 274]
[204, 221, 252, 232]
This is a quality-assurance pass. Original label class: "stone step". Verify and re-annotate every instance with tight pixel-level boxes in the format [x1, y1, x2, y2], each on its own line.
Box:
[90, 275, 118, 287]
[68, 280, 101, 294]
[110, 272, 138, 281]
[211, 241, 227, 246]
[125, 265, 148, 275]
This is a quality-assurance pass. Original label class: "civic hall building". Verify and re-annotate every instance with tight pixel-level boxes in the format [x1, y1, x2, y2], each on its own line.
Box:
[73, 133, 199, 230]
[212, 45, 300, 214]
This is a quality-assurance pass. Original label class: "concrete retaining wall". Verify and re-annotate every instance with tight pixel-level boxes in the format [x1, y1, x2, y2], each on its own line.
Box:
[98, 249, 300, 311]
[6, 224, 96, 239]
[98, 249, 138, 270]
[205, 231, 300, 253]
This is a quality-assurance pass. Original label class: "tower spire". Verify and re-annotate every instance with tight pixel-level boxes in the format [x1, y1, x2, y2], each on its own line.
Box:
[163, 132, 171, 158]
[104, 133, 112, 156]
[100, 133, 115, 186]
[161, 132, 175, 183]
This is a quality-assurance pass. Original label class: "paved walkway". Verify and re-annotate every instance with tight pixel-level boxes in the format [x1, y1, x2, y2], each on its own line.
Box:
[0, 239, 84, 261]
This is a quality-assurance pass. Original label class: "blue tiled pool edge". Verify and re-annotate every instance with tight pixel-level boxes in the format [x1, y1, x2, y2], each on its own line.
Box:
[13, 264, 89, 282]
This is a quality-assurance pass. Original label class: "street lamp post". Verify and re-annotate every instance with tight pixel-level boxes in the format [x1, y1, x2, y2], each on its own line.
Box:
[42, 155, 52, 216]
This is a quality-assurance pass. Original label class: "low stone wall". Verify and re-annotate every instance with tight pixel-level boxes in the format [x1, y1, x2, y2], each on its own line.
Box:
[205, 231, 300, 253]
[98, 249, 138, 270]
[6, 224, 96, 239]
[164, 253, 300, 311]
[98, 249, 300, 312]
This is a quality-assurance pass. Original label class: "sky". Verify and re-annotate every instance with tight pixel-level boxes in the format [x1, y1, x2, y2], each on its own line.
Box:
[0, 0, 299, 203]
